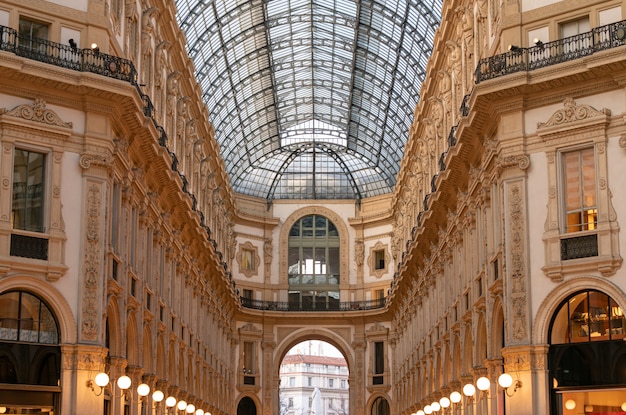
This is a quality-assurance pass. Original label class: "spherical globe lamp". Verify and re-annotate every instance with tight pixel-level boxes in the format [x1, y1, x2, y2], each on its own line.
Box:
[463, 383, 476, 397]
[450, 391, 462, 404]
[94, 372, 110, 388]
[137, 383, 150, 397]
[116, 375, 131, 390]
[498, 373, 513, 389]
[476, 376, 491, 391]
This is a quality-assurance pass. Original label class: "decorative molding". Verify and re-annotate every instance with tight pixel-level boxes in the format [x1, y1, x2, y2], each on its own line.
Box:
[537, 97, 610, 130]
[279, 206, 349, 286]
[0, 98, 72, 129]
[81, 183, 102, 341]
[506, 182, 529, 343]
[236, 241, 260, 278]
[368, 241, 390, 279]
[79, 153, 113, 170]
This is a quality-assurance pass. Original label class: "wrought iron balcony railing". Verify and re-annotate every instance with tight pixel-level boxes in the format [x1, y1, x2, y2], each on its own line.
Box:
[240, 296, 386, 312]
[476, 19, 626, 83]
[0, 26, 136, 83]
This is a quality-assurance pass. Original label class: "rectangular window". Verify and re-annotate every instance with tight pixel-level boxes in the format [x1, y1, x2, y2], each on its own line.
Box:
[288, 398, 293, 408]
[307, 377, 312, 386]
[111, 182, 120, 252]
[329, 378, 334, 388]
[241, 249, 254, 271]
[18, 17, 49, 51]
[374, 249, 385, 270]
[290, 377, 295, 387]
[563, 148, 597, 233]
[374, 341, 384, 374]
[560, 16, 591, 54]
[244, 341, 255, 374]
[12, 149, 46, 232]
[560, 17, 590, 38]
[130, 207, 138, 268]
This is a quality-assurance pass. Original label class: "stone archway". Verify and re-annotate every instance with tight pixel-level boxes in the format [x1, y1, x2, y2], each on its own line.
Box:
[237, 396, 257, 415]
[272, 327, 358, 415]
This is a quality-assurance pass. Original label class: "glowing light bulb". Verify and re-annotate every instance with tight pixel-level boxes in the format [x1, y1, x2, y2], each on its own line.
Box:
[137, 383, 150, 397]
[498, 373, 513, 389]
[463, 383, 476, 397]
[476, 376, 490, 391]
[116, 375, 131, 390]
[94, 372, 110, 388]
[152, 390, 164, 402]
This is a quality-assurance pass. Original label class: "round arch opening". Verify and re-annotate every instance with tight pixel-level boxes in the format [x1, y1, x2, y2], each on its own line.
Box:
[237, 396, 257, 415]
[548, 289, 626, 414]
[279, 339, 350, 415]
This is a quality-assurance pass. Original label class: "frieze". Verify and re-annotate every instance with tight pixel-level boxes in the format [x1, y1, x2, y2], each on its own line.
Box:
[81, 183, 102, 341]
[0, 98, 73, 129]
[507, 183, 528, 342]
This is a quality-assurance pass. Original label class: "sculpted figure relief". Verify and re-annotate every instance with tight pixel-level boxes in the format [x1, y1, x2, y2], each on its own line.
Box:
[166, 72, 181, 147]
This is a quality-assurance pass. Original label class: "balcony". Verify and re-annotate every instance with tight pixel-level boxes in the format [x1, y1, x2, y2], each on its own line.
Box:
[240, 296, 386, 312]
[476, 19, 626, 84]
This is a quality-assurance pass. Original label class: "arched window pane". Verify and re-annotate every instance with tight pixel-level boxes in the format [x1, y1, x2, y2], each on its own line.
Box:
[288, 215, 340, 310]
[0, 291, 59, 344]
[550, 290, 625, 344]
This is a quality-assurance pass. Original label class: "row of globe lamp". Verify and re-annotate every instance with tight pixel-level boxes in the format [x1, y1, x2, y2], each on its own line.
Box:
[89, 372, 211, 414]
[411, 373, 521, 415]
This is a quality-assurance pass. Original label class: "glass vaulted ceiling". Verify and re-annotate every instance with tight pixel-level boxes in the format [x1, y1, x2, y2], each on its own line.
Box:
[175, 0, 442, 201]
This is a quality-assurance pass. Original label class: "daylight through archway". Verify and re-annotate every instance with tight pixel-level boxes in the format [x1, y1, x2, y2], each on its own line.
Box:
[279, 340, 349, 415]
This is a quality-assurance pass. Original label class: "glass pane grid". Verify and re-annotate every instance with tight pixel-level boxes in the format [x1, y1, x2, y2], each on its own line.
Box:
[174, 0, 442, 199]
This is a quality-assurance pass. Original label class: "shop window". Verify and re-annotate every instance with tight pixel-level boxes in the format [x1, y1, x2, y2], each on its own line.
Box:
[0, 290, 61, 413]
[549, 289, 626, 414]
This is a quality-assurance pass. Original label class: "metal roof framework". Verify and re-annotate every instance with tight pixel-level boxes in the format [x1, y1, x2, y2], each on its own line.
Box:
[175, 0, 442, 201]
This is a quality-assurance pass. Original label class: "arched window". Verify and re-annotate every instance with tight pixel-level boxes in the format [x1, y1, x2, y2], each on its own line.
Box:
[0, 291, 59, 345]
[371, 396, 390, 415]
[550, 290, 625, 344]
[548, 289, 626, 414]
[288, 215, 340, 310]
[0, 290, 61, 412]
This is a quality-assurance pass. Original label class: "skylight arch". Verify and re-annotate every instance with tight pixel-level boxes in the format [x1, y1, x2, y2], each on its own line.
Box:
[175, 0, 443, 200]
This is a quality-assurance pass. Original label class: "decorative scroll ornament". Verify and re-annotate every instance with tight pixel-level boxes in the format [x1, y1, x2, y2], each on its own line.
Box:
[0, 98, 73, 128]
[537, 97, 610, 129]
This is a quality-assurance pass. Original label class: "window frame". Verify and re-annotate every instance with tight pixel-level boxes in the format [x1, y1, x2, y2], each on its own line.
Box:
[538, 98, 620, 280]
[559, 146, 598, 234]
[11, 146, 49, 234]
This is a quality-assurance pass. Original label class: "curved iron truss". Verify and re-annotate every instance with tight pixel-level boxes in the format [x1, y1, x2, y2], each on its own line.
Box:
[175, 0, 442, 201]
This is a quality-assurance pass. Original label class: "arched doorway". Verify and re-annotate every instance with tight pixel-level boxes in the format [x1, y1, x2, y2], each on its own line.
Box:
[549, 289, 626, 414]
[0, 290, 61, 413]
[279, 340, 349, 415]
[237, 396, 257, 415]
[371, 396, 390, 415]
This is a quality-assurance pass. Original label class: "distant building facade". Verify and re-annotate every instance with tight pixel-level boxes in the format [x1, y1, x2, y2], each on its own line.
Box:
[280, 354, 349, 415]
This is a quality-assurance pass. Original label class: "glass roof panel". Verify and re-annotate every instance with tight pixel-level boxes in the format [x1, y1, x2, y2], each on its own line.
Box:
[175, 0, 442, 200]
